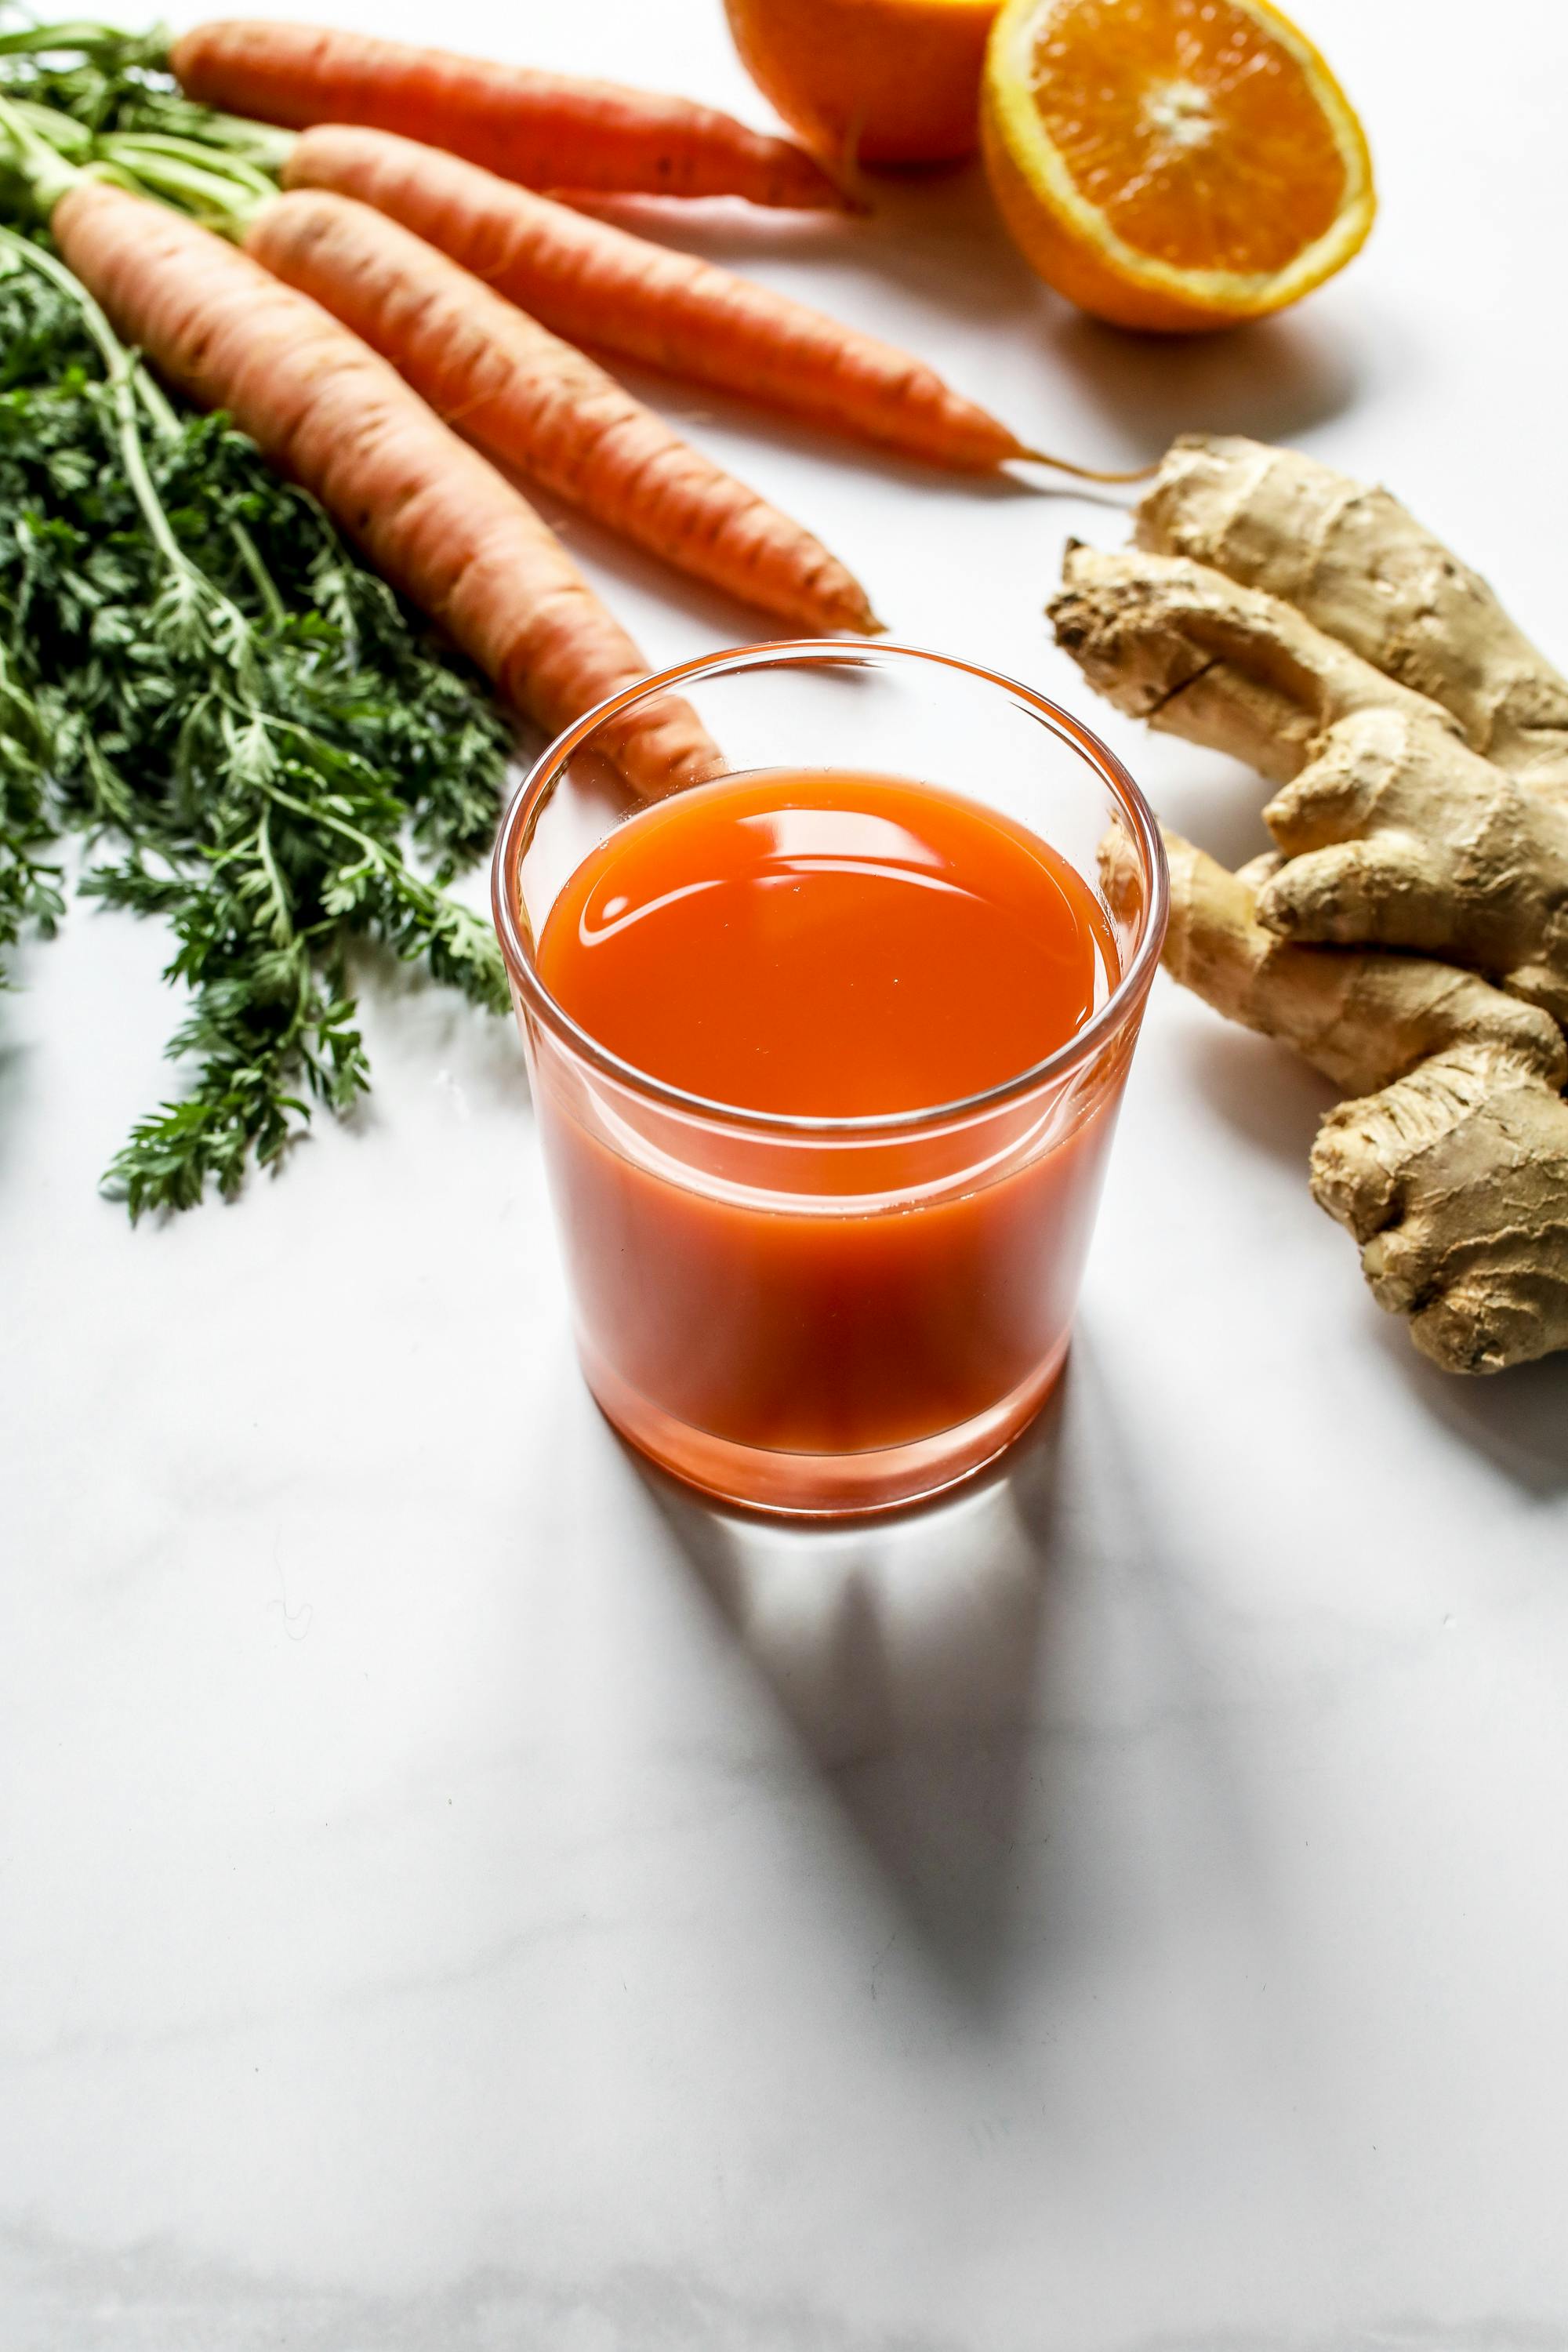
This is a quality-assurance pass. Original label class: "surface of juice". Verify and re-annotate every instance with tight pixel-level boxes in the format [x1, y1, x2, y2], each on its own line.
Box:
[537, 771, 1112, 1116]
[527, 769, 1128, 1494]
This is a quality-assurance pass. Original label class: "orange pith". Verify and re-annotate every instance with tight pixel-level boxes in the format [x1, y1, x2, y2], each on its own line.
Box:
[982, 0, 1375, 330]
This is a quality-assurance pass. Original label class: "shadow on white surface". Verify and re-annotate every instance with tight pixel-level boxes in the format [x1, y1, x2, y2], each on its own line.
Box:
[1144, 757, 1279, 875]
[1373, 1323, 1568, 1501]
[632, 1341, 1290, 2013]
[1183, 1025, 1337, 1177]
[572, 162, 1018, 315]
[641, 1392, 1062, 2009]
[1043, 303, 1363, 456]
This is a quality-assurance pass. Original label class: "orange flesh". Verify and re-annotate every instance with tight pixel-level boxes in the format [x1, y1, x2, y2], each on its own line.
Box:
[1029, 0, 1348, 272]
[538, 771, 1112, 1116]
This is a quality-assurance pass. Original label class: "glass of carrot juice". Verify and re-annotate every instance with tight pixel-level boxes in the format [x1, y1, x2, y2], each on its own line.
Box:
[492, 642, 1167, 1517]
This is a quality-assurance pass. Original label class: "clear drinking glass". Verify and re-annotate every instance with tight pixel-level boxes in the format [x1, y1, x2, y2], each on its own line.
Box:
[492, 642, 1167, 1517]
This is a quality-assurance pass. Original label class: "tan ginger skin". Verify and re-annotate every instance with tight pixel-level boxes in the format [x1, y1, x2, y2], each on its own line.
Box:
[1140, 434, 1568, 802]
[1053, 437, 1568, 1373]
[1160, 840, 1568, 1374]
[1055, 543, 1568, 1028]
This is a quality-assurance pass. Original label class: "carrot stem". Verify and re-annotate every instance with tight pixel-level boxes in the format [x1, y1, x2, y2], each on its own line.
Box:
[0, 220, 185, 568]
[0, 20, 160, 58]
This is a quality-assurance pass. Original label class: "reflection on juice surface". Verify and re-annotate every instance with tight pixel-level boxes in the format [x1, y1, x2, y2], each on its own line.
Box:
[525, 769, 1129, 1477]
[537, 770, 1115, 1117]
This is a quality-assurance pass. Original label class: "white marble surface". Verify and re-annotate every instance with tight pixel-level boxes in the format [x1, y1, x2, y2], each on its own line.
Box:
[5, 2, 1568, 2343]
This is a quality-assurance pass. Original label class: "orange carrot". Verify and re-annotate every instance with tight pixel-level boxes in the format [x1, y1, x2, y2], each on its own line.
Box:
[241, 187, 880, 636]
[51, 178, 714, 796]
[169, 19, 848, 211]
[281, 125, 1125, 477]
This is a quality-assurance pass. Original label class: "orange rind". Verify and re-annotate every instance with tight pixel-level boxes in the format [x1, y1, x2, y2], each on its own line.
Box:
[725, 0, 1000, 169]
[982, 0, 1376, 331]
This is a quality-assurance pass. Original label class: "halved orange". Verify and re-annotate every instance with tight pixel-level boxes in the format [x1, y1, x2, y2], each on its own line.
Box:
[981, 0, 1376, 331]
[726, 0, 1000, 169]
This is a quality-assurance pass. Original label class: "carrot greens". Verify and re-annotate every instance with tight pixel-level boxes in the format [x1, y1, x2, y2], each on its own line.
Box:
[0, 217, 511, 1214]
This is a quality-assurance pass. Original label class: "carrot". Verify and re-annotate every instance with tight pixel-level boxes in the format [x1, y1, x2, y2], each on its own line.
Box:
[281, 126, 1141, 480]
[241, 187, 880, 636]
[169, 19, 848, 212]
[50, 178, 716, 797]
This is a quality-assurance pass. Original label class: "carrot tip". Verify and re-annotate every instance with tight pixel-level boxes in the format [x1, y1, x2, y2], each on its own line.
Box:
[1016, 446, 1160, 485]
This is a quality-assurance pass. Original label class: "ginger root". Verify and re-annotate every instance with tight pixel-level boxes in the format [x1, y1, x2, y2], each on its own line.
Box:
[1138, 434, 1568, 803]
[1054, 437, 1568, 1372]
[1054, 544, 1568, 1025]
[1156, 831, 1564, 1097]
[1157, 836, 1568, 1373]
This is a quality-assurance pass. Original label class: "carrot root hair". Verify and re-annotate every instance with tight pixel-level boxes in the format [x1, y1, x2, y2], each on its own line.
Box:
[1018, 448, 1160, 485]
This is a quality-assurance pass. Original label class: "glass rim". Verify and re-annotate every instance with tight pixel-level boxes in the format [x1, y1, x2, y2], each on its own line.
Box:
[490, 639, 1170, 1141]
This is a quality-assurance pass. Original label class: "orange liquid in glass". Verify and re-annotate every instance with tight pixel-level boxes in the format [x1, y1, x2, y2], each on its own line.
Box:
[539, 771, 1109, 1115]
[532, 771, 1123, 1486]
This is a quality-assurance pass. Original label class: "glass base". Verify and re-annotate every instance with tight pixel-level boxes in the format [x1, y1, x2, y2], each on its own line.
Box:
[579, 1337, 1071, 1519]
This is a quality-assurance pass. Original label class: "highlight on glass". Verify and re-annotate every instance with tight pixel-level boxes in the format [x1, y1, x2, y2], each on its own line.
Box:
[492, 641, 1168, 1516]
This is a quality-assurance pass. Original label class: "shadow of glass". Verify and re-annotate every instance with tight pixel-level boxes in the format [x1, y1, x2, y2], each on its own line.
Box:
[622, 1323, 1319, 2023]
[636, 1385, 1073, 2008]
[632, 1330, 1309, 2005]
